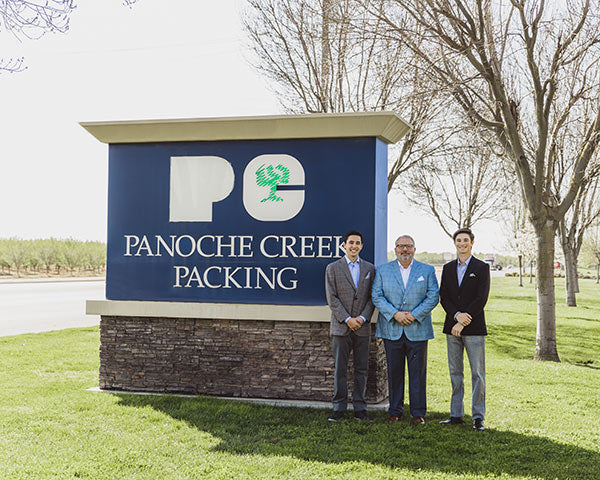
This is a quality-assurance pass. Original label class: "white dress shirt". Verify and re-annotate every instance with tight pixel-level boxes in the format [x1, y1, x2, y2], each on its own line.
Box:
[397, 260, 413, 288]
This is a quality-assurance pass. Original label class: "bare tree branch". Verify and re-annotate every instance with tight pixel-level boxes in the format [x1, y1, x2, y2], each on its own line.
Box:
[360, 0, 600, 361]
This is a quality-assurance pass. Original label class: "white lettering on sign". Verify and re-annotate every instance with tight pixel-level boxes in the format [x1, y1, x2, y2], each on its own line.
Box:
[175, 235, 196, 257]
[317, 236, 333, 257]
[124, 235, 139, 256]
[197, 235, 216, 257]
[156, 235, 176, 257]
[168, 153, 305, 223]
[281, 236, 298, 258]
[169, 156, 235, 222]
[223, 267, 243, 288]
[259, 235, 278, 258]
[300, 236, 315, 258]
[124, 234, 344, 259]
[125, 233, 346, 292]
[173, 266, 191, 287]
[238, 236, 253, 258]
[173, 265, 299, 290]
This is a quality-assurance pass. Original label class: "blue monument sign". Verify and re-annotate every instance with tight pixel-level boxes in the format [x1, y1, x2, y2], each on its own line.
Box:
[83, 113, 410, 401]
[83, 113, 409, 306]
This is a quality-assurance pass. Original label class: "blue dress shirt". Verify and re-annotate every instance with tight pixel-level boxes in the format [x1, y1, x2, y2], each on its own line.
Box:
[344, 256, 365, 324]
[454, 255, 472, 320]
[346, 256, 360, 289]
[457, 255, 472, 287]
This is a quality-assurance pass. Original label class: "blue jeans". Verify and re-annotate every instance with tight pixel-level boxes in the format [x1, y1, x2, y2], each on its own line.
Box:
[446, 334, 486, 420]
[384, 334, 428, 417]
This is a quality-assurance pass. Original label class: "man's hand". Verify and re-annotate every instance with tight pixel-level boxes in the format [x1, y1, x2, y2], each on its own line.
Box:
[347, 317, 364, 331]
[451, 322, 464, 337]
[455, 312, 472, 326]
[393, 311, 413, 326]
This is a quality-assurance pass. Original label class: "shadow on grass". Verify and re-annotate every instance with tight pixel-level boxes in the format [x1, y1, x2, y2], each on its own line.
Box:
[116, 394, 599, 480]
[558, 315, 600, 324]
[488, 308, 536, 317]
[575, 362, 600, 370]
[486, 323, 536, 360]
[487, 322, 600, 363]
[488, 294, 535, 303]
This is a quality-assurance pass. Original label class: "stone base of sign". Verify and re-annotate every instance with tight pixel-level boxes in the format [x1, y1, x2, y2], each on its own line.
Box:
[99, 316, 388, 403]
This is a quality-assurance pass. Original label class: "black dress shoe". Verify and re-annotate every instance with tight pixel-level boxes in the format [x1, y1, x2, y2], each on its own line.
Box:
[473, 418, 485, 431]
[354, 410, 369, 420]
[440, 417, 465, 425]
[328, 411, 346, 422]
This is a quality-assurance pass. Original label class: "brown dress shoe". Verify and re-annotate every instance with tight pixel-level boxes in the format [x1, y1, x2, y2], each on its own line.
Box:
[387, 415, 401, 423]
[412, 416, 425, 425]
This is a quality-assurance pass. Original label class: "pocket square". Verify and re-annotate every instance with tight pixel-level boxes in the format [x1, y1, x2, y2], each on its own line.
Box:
[417, 276, 425, 282]
[469, 273, 476, 277]
[365, 272, 370, 279]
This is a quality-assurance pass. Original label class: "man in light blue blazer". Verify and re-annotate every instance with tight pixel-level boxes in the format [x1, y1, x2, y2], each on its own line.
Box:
[372, 234, 439, 424]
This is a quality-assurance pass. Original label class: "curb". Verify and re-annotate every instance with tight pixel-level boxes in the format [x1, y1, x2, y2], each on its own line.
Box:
[87, 387, 390, 410]
[0, 277, 105, 285]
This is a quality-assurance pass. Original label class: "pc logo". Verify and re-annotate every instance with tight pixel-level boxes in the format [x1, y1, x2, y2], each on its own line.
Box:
[169, 154, 305, 222]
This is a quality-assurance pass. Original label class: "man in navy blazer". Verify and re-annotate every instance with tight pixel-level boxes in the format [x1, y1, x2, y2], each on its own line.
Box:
[372, 234, 439, 424]
[439, 228, 490, 431]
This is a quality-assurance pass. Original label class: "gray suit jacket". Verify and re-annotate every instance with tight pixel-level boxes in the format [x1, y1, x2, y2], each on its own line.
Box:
[325, 257, 376, 337]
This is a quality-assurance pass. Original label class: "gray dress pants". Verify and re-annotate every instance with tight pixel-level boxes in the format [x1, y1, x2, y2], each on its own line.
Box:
[332, 332, 370, 412]
[446, 334, 485, 420]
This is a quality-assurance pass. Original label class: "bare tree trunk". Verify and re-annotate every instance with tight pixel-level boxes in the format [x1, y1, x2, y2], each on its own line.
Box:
[559, 221, 578, 306]
[321, 0, 334, 112]
[563, 242, 578, 307]
[558, 218, 585, 306]
[530, 261, 533, 283]
[534, 220, 560, 362]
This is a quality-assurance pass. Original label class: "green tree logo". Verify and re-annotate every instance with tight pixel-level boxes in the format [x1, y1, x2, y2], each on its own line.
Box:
[255, 163, 290, 202]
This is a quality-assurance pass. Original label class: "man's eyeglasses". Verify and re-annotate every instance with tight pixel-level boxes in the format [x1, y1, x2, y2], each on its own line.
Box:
[395, 244, 414, 250]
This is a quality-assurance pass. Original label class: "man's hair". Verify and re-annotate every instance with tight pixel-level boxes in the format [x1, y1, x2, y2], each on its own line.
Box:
[343, 230, 363, 243]
[395, 235, 415, 246]
[453, 228, 475, 241]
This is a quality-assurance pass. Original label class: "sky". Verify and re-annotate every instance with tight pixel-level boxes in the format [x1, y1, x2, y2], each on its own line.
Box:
[0, 0, 504, 254]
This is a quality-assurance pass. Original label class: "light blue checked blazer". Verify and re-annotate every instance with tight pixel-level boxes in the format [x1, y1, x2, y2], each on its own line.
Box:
[372, 259, 439, 341]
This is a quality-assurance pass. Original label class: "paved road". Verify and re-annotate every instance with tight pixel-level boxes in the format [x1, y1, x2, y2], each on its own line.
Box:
[0, 269, 508, 338]
[0, 280, 105, 337]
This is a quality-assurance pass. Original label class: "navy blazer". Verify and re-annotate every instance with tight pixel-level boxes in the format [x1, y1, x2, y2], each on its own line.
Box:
[440, 256, 490, 335]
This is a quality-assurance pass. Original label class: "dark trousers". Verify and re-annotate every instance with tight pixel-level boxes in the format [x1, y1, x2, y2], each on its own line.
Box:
[384, 334, 428, 417]
[332, 332, 370, 412]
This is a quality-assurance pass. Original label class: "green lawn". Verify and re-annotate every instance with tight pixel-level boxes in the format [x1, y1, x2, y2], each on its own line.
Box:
[0, 277, 598, 479]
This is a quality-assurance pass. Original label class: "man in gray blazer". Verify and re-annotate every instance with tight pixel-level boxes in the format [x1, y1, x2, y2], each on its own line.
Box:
[325, 230, 376, 421]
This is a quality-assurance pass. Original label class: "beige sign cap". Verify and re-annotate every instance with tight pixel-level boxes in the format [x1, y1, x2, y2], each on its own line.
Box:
[81, 112, 411, 145]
